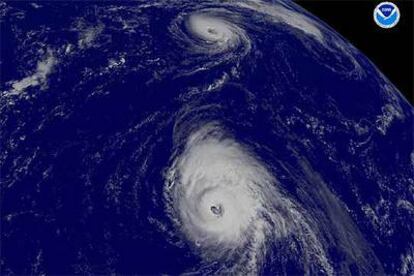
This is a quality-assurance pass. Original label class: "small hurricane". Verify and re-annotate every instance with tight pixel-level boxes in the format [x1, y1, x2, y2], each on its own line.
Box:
[170, 9, 251, 58]
[185, 13, 250, 55]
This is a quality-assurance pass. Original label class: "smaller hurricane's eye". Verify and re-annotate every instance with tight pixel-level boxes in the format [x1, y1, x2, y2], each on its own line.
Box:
[207, 27, 217, 35]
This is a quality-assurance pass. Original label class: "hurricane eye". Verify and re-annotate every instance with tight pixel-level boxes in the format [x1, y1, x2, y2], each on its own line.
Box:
[207, 27, 217, 35]
[210, 204, 223, 217]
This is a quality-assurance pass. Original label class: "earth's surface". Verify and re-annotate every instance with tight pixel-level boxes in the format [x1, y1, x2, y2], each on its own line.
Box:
[1, 0, 413, 275]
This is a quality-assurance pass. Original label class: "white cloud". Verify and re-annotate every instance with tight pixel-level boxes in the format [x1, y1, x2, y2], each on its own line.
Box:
[8, 50, 56, 95]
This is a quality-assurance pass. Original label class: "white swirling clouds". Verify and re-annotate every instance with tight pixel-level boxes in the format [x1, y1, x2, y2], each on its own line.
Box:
[186, 13, 249, 54]
[171, 9, 251, 57]
[164, 123, 333, 274]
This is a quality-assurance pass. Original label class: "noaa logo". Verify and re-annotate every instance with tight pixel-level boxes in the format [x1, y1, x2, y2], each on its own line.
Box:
[373, 2, 400, 28]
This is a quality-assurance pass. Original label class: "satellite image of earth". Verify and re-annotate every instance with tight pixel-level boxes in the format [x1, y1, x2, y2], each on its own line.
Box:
[1, 0, 413, 275]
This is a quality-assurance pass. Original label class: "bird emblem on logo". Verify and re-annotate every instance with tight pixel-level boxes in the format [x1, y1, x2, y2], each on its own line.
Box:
[374, 2, 400, 28]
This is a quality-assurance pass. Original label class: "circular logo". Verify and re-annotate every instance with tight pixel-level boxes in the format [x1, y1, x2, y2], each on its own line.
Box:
[373, 2, 400, 28]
